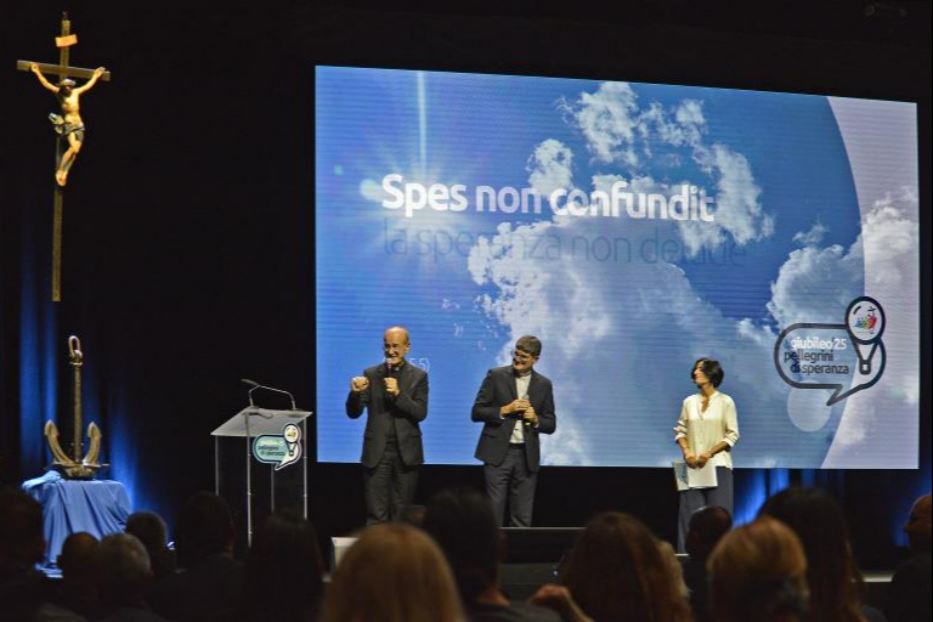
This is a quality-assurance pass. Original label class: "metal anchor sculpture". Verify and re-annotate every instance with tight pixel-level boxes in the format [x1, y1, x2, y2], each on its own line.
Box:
[44, 335, 104, 478]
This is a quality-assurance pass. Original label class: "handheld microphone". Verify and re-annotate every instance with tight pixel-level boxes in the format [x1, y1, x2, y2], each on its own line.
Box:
[382, 359, 400, 402]
[520, 393, 532, 427]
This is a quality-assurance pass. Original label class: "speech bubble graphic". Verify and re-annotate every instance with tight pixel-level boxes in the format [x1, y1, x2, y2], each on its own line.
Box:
[251, 423, 303, 471]
[773, 298, 887, 407]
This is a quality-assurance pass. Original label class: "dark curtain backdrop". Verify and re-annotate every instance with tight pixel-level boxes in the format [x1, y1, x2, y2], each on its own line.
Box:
[1, 0, 929, 568]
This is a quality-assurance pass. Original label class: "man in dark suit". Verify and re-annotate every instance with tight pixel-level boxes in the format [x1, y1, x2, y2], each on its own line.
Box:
[472, 335, 556, 527]
[346, 326, 429, 524]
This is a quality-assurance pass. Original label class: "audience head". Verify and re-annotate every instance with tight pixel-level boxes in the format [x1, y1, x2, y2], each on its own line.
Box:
[322, 522, 464, 622]
[561, 511, 692, 622]
[125, 511, 167, 554]
[96, 533, 152, 608]
[57, 531, 100, 582]
[0, 488, 45, 568]
[904, 493, 931, 553]
[760, 486, 863, 622]
[54, 532, 101, 617]
[174, 491, 234, 568]
[242, 512, 324, 622]
[686, 505, 733, 561]
[126, 510, 174, 579]
[0, 490, 47, 622]
[708, 516, 808, 622]
[423, 488, 501, 606]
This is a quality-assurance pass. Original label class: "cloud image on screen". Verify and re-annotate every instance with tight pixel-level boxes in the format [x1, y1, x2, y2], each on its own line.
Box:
[315, 66, 919, 468]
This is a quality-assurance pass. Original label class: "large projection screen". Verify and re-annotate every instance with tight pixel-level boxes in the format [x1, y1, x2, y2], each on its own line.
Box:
[315, 66, 919, 469]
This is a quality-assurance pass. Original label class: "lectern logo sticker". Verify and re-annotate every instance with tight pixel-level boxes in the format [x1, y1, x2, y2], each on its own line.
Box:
[252, 423, 302, 470]
[773, 296, 886, 406]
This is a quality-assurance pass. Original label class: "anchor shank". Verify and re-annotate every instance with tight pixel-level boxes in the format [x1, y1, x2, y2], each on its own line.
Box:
[73, 357, 82, 463]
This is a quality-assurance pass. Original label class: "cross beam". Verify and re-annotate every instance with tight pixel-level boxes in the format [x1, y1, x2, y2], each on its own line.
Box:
[16, 60, 111, 82]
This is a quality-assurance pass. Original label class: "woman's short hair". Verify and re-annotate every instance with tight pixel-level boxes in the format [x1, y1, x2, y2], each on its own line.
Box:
[708, 516, 809, 622]
[693, 358, 724, 387]
[322, 522, 464, 622]
[561, 512, 693, 622]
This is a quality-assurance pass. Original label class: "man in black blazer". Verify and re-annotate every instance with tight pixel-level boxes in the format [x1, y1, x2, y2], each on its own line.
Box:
[472, 335, 556, 527]
[346, 326, 428, 524]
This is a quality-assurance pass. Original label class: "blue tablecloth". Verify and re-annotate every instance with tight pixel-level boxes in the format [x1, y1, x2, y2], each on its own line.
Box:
[22, 471, 131, 572]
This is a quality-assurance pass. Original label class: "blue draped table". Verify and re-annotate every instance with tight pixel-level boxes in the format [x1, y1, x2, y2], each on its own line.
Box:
[22, 471, 131, 573]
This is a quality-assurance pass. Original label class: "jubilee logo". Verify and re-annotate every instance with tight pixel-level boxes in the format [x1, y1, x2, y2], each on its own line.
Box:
[773, 296, 886, 406]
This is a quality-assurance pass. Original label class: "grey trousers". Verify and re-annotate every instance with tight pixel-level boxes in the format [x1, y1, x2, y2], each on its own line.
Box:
[363, 441, 418, 524]
[677, 466, 734, 553]
[484, 444, 538, 527]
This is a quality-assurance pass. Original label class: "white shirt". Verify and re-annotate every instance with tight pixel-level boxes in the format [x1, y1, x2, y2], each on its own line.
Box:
[673, 391, 740, 469]
[509, 370, 533, 444]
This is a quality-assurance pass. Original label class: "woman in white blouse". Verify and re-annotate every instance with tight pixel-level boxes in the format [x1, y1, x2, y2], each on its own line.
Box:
[674, 358, 740, 552]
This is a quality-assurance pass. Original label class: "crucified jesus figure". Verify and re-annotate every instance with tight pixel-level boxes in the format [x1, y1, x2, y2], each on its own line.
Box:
[30, 62, 106, 186]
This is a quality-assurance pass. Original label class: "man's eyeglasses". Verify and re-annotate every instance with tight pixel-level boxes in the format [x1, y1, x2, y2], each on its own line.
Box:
[511, 350, 536, 361]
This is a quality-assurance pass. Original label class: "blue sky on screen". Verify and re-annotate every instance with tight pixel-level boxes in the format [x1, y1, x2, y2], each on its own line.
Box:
[315, 67, 918, 468]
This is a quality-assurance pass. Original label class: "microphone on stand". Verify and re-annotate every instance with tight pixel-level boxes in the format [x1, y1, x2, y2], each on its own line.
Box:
[240, 378, 297, 410]
[241, 378, 260, 407]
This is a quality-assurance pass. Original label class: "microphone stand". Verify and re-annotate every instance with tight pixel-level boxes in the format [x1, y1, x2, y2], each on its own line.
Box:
[241, 378, 296, 410]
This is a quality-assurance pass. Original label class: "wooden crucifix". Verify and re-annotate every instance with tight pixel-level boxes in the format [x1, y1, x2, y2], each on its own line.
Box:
[17, 12, 111, 302]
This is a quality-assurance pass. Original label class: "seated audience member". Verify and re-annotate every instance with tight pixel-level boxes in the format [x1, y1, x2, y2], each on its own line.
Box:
[126, 511, 175, 582]
[237, 512, 325, 622]
[148, 492, 242, 622]
[707, 516, 808, 622]
[96, 533, 168, 622]
[683, 506, 733, 622]
[422, 488, 560, 622]
[0, 488, 50, 622]
[658, 539, 689, 599]
[37, 532, 101, 621]
[760, 487, 882, 622]
[533, 511, 693, 622]
[885, 494, 931, 622]
[322, 522, 465, 622]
